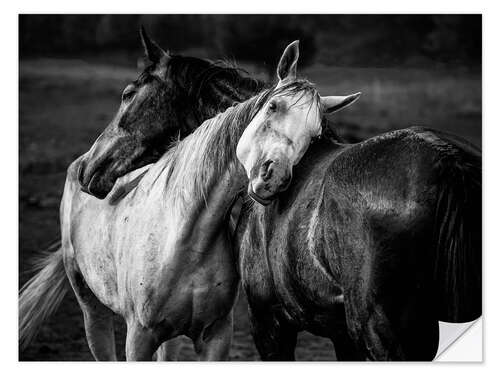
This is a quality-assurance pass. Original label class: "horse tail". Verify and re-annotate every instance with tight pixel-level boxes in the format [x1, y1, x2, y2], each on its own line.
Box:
[432, 140, 481, 323]
[19, 239, 69, 351]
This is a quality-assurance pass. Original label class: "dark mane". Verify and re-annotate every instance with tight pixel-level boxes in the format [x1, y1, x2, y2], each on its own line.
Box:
[134, 57, 344, 145]
[133, 56, 345, 146]
[321, 118, 345, 143]
[168, 55, 264, 116]
[127, 55, 265, 146]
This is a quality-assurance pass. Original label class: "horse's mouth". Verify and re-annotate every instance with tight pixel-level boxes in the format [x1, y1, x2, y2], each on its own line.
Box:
[248, 189, 273, 206]
[80, 172, 110, 199]
[80, 163, 122, 199]
[80, 156, 153, 200]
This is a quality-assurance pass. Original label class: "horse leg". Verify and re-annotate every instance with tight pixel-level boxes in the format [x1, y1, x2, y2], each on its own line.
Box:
[330, 320, 365, 361]
[344, 280, 439, 360]
[155, 337, 184, 361]
[362, 303, 438, 361]
[390, 286, 440, 360]
[65, 262, 117, 361]
[248, 307, 298, 360]
[81, 302, 117, 361]
[398, 311, 439, 360]
[363, 305, 404, 360]
[194, 313, 233, 361]
[125, 320, 161, 361]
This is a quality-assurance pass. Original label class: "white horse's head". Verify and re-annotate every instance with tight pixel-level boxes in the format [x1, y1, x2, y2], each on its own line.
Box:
[236, 41, 360, 205]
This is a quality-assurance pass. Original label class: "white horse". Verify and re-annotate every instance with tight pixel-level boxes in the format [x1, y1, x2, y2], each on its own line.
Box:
[19, 41, 358, 360]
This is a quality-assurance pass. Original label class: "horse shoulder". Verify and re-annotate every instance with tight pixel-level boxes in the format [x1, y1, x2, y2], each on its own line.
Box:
[63, 156, 133, 312]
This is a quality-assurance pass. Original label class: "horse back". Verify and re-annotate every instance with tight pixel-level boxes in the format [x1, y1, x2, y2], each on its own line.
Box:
[324, 127, 481, 337]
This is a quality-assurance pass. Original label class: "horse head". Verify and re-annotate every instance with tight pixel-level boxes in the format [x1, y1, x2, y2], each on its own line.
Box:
[236, 41, 361, 205]
[78, 27, 262, 199]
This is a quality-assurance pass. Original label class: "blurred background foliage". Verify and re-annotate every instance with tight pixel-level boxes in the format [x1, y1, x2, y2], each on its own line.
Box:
[19, 14, 481, 70]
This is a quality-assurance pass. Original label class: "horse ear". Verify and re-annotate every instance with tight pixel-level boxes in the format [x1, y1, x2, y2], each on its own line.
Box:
[321, 92, 361, 114]
[139, 26, 168, 64]
[277, 40, 300, 82]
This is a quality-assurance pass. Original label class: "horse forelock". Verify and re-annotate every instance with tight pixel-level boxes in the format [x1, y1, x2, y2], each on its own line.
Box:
[275, 79, 323, 124]
[273, 80, 351, 144]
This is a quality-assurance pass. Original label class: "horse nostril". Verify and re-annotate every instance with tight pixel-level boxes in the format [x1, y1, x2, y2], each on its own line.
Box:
[260, 160, 274, 181]
[77, 159, 87, 185]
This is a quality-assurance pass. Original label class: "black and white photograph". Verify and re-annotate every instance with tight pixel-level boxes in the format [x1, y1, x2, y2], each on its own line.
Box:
[17, 13, 482, 361]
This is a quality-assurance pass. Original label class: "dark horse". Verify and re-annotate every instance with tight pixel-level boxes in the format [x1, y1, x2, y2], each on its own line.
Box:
[235, 44, 481, 361]
[77, 27, 263, 199]
[237, 130, 481, 360]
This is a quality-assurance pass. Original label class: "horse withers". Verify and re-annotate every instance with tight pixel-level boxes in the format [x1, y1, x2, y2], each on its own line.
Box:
[236, 42, 481, 360]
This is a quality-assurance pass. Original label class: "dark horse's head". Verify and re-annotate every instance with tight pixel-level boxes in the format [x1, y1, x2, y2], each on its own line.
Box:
[78, 27, 263, 199]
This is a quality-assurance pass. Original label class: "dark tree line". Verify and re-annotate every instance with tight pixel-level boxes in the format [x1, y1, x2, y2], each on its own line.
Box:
[19, 14, 481, 68]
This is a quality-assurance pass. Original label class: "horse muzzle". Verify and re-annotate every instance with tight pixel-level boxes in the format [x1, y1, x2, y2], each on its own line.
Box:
[77, 135, 124, 199]
[247, 185, 273, 206]
[78, 157, 116, 199]
[247, 159, 292, 205]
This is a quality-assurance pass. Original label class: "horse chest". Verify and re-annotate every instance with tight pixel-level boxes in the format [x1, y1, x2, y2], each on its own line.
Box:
[270, 224, 343, 321]
[239, 210, 277, 305]
[129, 232, 238, 331]
[240, 200, 344, 330]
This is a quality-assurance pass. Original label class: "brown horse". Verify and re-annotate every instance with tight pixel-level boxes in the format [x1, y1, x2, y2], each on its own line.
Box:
[77, 27, 263, 199]
[235, 43, 481, 360]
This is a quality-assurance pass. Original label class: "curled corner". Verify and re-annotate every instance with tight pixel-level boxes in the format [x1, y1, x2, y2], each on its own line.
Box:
[435, 318, 483, 362]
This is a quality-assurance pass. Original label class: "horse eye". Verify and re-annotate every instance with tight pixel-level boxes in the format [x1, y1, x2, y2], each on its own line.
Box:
[122, 89, 136, 102]
[268, 101, 277, 112]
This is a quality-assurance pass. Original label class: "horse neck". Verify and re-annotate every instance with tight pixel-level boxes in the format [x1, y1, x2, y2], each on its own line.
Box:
[180, 164, 246, 252]
[156, 98, 259, 249]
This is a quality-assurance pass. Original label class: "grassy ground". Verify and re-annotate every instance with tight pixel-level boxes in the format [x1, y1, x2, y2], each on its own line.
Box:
[19, 58, 481, 360]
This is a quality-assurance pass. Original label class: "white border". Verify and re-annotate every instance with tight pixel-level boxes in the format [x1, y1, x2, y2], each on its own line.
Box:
[3, 0, 488, 14]
[436, 319, 483, 361]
